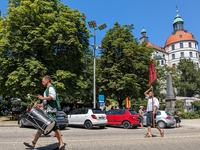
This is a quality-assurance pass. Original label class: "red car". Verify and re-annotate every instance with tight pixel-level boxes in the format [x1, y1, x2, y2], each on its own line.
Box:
[106, 109, 140, 129]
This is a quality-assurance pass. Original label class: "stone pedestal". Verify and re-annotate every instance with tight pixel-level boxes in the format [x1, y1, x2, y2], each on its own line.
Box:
[165, 73, 176, 112]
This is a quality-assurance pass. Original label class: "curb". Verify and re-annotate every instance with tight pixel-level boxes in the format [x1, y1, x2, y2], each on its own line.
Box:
[0, 124, 18, 127]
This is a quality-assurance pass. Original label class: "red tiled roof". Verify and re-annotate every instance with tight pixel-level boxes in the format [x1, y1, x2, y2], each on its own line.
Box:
[165, 30, 196, 47]
[147, 42, 168, 53]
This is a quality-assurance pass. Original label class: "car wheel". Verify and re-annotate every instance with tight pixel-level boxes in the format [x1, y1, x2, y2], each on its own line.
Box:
[123, 121, 131, 129]
[19, 119, 24, 128]
[158, 121, 166, 128]
[99, 126, 105, 129]
[84, 120, 93, 129]
[59, 126, 66, 130]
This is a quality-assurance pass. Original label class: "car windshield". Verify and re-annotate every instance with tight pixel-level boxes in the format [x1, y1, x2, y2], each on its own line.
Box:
[129, 110, 137, 115]
[92, 109, 104, 114]
[165, 111, 172, 116]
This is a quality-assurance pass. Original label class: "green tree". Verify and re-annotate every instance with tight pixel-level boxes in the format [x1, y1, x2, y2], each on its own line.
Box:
[0, 0, 90, 100]
[97, 22, 153, 107]
[177, 58, 200, 97]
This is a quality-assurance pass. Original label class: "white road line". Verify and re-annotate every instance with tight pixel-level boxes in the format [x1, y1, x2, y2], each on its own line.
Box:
[1, 135, 200, 144]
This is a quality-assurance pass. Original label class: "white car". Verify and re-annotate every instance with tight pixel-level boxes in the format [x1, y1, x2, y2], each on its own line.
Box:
[68, 108, 107, 129]
[143, 110, 175, 128]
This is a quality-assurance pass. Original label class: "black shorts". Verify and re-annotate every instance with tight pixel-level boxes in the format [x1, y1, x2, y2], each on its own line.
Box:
[146, 111, 157, 126]
[12, 112, 15, 115]
[16, 111, 20, 114]
[175, 117, 181, 123]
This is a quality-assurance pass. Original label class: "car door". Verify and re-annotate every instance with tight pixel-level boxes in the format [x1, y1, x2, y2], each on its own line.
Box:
[76, 109, 88, 125]
[114, 109, 125, 124]
[68, 109, 80, 124]
[106, 110, 116, 124]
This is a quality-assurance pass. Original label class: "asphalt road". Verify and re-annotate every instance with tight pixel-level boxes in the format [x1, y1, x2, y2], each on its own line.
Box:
[0, 125, 200, 150]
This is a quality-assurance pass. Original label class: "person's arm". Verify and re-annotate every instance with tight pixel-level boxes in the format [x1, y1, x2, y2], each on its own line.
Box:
[38, 95, 53, 100]
[144, 85, 153, 97]
[153, 106, 157, 115]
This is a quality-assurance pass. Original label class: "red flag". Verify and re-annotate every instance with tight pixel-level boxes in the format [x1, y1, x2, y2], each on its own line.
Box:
[149, 60, 157, 86]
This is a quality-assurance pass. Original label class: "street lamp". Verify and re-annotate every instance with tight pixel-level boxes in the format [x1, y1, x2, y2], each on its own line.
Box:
[88, 20, 107, 108]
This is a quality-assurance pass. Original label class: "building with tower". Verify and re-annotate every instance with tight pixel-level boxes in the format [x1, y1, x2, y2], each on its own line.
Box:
[140, 10, 199, 67]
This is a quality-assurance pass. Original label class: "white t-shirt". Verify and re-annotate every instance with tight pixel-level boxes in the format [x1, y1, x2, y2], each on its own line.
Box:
[43, 86, 57, 113]
[146, 96, 159, 112]
[12, 108, 16, 111]
[16, 106, 20, 112]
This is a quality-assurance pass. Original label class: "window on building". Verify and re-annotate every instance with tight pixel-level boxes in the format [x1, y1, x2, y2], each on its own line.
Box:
[179, 34, 182, 38]
[163, 54, 165, 58]
[172, 54, 175, 59]
[180, 43, 183, 48]
[189, 42, 191, 48]
[196, 53, 198, 58]
[190, 52, 193, 57]
[173, 64, 176, 68]
[172, 45, 175, 50]
[161, 60, 164, 65]
[195, 43, 197, 49]
[181, 52, 184, 58]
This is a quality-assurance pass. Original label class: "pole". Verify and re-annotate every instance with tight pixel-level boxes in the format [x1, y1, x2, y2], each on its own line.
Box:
[93, 27, 96, 108]
[152, 86, 155, 128]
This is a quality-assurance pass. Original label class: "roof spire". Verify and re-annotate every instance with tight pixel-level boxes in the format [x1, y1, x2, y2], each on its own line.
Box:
[176, 6, 178, 14]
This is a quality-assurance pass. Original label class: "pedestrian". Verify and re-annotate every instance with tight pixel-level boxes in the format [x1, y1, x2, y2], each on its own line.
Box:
[4, 109, 8, 116]
[11, 105, 16, 120]
[130, 106, 135, 110]
[115, 106, 118, 109]
[138, 106, 145, 129]
[62, 106, 66, 113]
[66, 105, 70, 114]
[24, 75, 65, 150]
[15, 104, 20, 120]
[111, 106, 114, 109]
[26, 106, 31, 113]
[144, 85, 164, 137]
[174, 106, 181, 128]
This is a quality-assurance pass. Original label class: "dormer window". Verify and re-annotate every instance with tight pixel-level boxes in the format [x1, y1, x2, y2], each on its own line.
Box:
[179, 34, 182, 38]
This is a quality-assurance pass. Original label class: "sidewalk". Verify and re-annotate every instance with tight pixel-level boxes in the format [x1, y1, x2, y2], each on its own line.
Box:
[0, 116, 18, 127]
[180, 119, 200, 128]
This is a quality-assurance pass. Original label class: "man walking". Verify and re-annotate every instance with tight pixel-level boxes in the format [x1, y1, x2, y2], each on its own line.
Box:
[144, 85, 164, 137]
[24, 75, 65, 150]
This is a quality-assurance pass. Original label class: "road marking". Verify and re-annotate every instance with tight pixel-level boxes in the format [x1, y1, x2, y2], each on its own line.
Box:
[1, 134, 200, 144]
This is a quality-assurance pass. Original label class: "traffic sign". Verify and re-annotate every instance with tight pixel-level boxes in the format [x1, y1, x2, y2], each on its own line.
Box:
[99, 102, 104, 107]
[99, 95, 104, 102]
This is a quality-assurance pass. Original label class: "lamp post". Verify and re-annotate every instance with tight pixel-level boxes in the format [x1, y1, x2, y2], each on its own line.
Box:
[88, 20, 107, 108]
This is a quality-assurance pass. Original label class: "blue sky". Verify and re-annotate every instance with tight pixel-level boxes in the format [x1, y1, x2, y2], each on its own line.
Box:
[1, 0, 200, 54]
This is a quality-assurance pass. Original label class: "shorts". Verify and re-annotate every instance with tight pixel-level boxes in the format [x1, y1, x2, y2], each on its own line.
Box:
[140, 117, 144, 123]
[16, 111, 20, 114]
[47, 112, 59, 131]
[12, 112, 15, 115]
[146, 112, 157, 126]
[175, 117, 181, 123]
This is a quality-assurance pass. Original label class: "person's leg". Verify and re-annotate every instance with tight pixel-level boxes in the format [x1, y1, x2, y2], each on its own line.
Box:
[156, 126, 164, 137]
[55, 130, 64, 148]
[147, 126, 152, 136]
[140, 123, 144, 129]
[27, 130, 42, 147]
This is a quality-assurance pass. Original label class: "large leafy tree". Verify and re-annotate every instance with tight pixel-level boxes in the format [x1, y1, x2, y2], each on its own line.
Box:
[177, 58, 200, 97]
[97, 22, 153, 106]
[0, 0, 90, 100]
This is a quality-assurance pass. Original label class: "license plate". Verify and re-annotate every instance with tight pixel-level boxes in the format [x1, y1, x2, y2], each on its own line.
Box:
[99, 117, 104, 119]
[57, 117, 63, 119]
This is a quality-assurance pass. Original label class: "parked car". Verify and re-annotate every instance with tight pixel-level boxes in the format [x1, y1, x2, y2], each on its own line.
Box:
[143, 110, 175, 128]
[18, 110, 68, 130]
[68, 108, 107, 129]
[106, 109, 140, 129]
